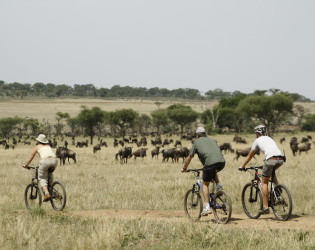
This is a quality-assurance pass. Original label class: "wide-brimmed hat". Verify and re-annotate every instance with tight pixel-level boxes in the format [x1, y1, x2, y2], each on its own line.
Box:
[36, 134, 49, 144]
[195, 127, 206, 133]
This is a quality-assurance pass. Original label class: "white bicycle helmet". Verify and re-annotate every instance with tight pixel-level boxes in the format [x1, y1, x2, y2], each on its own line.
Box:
[254, 125, 266, 135]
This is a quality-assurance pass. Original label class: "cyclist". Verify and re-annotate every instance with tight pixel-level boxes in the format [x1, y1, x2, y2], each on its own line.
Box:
[23, 134, 58, 202]
[182, 127, 226, 216]
[239, 125, 285, 214]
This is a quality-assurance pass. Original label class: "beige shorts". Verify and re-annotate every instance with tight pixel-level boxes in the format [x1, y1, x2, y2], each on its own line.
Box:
[262, 159, 283, 177]
[38, 158, 58, 187]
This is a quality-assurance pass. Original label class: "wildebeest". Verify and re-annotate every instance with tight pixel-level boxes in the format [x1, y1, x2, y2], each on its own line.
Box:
[132, 147, 148, 160]
[93, 144, 101, 153]
[233, 135, 247, 144]
[234, 147, 257, 161]
[151, 146, 161, 159]
[290, 137, 298, 156]
[56, 147, 77, 165]
[174, 140, 182, 147]
[219, 143, 235, 154]
[280, 137, 286, 144]
[76, 140, 88, 148]
[118, 140, 125, 147]
[298, 143, 311, 154]
[115, 147, 132, 163]
[113, 139, 118, 147]
[161, 148, 176, 162]
[174, 147, 189, 163]
[99, 139, 108, 147]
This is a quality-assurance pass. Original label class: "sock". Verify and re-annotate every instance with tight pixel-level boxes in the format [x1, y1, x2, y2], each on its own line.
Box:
[205, 203, 210, 209]
[217, 183, 222, 189]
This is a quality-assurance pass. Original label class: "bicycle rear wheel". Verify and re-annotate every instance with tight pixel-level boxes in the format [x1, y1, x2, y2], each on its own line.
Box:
[242, 183, 263, 219]
[50, 181, 67, 211]
[213, 190, 232, 224]
[25, 184, 42, 211]
[271, 184, 292, 221]
[184, 189, 203, 222]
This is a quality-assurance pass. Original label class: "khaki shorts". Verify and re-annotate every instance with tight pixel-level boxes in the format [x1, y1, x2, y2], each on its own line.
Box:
[38, 158, 58, 187]
[262, 159, 283, 177]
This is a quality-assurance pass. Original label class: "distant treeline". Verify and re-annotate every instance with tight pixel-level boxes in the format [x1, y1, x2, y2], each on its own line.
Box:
[0, 80, 312, 102]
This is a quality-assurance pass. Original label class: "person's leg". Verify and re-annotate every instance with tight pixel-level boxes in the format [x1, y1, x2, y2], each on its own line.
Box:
[38, 159, 51, 201]
[202, 181, 210, 204]
[262, 176, 269, 210]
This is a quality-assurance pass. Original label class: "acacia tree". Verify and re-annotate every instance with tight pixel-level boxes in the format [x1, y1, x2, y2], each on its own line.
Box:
[0, 117, 24, 139]
[238, 94, 293, 135]
[23, 118, 40, 136]
[151, 109, 169, 135]
[77, 106, 106, 144]
[55, 112, 70, 136]
[167, 104, 198, 135]
[107, 109, 138, 137]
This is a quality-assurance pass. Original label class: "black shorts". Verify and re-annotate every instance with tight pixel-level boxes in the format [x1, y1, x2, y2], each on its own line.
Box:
[203, 162, 225, 182]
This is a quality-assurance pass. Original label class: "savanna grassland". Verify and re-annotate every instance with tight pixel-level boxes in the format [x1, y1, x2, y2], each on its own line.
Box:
[0, 99, 315, 249]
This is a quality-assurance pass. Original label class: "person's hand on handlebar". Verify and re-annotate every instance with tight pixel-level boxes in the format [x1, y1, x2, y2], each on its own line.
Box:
[238, 166, 246, 171]
[22, 165, 29, 169]
[181, 168, 188, 173]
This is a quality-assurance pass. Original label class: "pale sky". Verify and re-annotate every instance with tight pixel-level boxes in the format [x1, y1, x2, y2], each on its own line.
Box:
[1, 1, 315, 100]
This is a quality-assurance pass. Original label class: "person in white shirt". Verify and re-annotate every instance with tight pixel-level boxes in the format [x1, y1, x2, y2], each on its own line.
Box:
[23, 134, 58, 202]
[239, 125, 284, 214]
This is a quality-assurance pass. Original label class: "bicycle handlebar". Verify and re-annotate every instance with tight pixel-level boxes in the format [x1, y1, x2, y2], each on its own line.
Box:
[23, 166, 38, 170]
[187, 168, 204, 173]
[239, 166, 263, 172]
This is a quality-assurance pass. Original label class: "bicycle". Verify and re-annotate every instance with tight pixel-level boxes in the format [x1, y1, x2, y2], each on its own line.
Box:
[24, 166, 67, 211]
[184, 168, 232, 224]
[239, 166, 292, 221]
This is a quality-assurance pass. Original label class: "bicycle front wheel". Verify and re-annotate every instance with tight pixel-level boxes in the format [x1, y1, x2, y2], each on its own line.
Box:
[213, 190, 232, 224]
[271, 184, 292, 221]
[242, 183, 263, 219]
[25, 184, 42, 211]
[184, 189, 203, 222]
[50, 181, 67, 211]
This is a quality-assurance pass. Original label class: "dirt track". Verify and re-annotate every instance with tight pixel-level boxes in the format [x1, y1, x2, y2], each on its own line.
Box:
[69, 209, 315, 232]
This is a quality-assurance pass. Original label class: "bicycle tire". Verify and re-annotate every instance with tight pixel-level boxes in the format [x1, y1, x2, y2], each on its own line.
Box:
[213, 190, 232, 224]
[25, 184, 42, 211]
[242, 182, 263, 219]
[184, 189, 203, 222]
[271, 184, 292, 221]
[50, 181, 67, 211]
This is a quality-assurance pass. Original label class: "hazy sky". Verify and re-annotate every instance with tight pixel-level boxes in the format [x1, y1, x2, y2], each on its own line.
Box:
[1, 1, 315, 100]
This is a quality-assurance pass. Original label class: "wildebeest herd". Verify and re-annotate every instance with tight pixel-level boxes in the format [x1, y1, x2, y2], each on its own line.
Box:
[1, 134, 313, 165]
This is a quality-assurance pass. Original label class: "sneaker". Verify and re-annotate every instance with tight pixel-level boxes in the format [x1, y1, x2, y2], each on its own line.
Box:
[201, 207, 212, 216]
[261, 207, 270, 214]
[43, 194, 51, 202]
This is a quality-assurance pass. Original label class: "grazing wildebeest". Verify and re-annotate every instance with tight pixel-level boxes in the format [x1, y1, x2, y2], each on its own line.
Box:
[162, 139, 170, 147]
[219, 143, 235, 153]
[174, 147, 189, 163]
[0, 140, 7, 147]
[118, 140, 125, 147]
[123, 137, 130, 144]
[115, 147, 132, 163]
[280, 137, 285, 144]
[298, 143, 311, 154]
[100, 140, 108, 147]
[113, 139, 119, 147]
[56, 147, 77, 165]
[161, 148, 176, 162]
[132, 147, 148, 160]
[290, 137, 298, 156]
[234, 147, 257, 161]
[76, 140, 88, 148]
[151, 146, 161, 159]
[233, 135, 247, 144]
[93, 144, 101, 153]
[174, 140, 182, 147]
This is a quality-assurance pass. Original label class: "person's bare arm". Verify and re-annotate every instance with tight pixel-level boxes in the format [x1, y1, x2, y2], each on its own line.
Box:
[182, 155, 193, 172]
[240, 150, 256, 170]
[23, 146, 38, 168]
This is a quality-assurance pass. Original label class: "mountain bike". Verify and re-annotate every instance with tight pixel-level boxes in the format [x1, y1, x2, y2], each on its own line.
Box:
[239, 166, 292, 221]
[184, 168, 232, 224]
[24, 166, 67, 211]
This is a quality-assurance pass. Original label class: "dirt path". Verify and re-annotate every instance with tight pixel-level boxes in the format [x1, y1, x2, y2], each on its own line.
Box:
[69, 209, 315, 232]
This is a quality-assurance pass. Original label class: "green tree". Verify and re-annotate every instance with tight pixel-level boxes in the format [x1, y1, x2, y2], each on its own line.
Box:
[24, 118, 40, 136]
[151, 109, 169, 135]
[107, 109, 138, 137]
[77, 106, 106, 144]
[167, 104, 198, 135]
[301, 114, 315, 131]
[238, 94, 294, 135]
[0, 117, 23, 138]
[55, 112, 70, 136]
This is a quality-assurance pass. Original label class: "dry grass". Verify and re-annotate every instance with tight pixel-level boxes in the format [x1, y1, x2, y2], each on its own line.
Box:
[1, 132, 315, 249]
[0, 99, 315, 249]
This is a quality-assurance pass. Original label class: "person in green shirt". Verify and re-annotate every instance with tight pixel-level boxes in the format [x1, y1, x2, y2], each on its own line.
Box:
[182, 127, 225, 216]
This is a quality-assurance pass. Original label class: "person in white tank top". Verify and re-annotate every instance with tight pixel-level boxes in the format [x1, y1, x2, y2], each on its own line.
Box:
[23, 134, 58, 202]
[239, 125, 284, 215]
